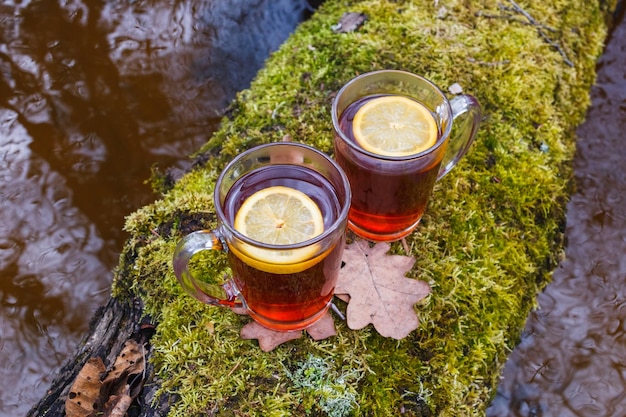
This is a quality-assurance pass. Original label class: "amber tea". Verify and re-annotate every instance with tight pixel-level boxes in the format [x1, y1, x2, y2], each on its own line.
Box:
[173, 143, 351, 332]
[336, 94, 443, 241]
[332, 70, 482, 241]
[223, 165, 344, 329]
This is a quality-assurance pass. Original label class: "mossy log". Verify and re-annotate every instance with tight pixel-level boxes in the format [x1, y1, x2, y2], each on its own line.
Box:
[30, 0, 619, 416]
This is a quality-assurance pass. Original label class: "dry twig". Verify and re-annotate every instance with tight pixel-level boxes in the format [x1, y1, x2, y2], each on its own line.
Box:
[507, 0, 573, 67]
[476, 0, 574, 67]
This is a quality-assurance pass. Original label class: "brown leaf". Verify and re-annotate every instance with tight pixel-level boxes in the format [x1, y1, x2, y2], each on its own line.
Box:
[102, 340, 144, 386]
[305, 310, 337, 340]
[103, 389, 133, 417]
[240, 311, 336, 351]
[65, 357, 106, 417]
[335, 240, 431, 339]
[240, 321, 302, 352]
[332, 12, 368, 33]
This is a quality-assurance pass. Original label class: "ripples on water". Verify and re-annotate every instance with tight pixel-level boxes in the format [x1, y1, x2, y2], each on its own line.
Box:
[0, 1, 310, 415]
[487, 6, 626, 417]
[2, 1, 624, 416]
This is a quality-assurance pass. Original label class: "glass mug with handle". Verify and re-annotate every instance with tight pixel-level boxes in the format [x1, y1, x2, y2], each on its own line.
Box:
[172, 142, 351, 332]
[332, 69, 482, 242]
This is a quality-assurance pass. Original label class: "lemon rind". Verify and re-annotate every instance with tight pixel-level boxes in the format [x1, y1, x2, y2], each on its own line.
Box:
[229, 242, 331, 274]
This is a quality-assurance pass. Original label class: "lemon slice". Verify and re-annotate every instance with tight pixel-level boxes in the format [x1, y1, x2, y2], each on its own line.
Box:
[353, 95, 438, 157]
[235, 186, 324, 245]
[232, 186, 325, 271]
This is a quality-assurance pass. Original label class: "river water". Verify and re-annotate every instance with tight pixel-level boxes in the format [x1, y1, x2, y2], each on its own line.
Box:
[487, 5, 626, 417]
[1, 2, 624, 417]
[0, 1, 311, 416]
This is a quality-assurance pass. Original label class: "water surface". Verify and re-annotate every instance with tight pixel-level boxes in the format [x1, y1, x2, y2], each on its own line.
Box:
[0, 1, 310, 415]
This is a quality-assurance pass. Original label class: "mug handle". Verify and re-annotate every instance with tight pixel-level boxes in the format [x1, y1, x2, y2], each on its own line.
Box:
[437, 94, 482, 180]
[172, 230, 242, 308]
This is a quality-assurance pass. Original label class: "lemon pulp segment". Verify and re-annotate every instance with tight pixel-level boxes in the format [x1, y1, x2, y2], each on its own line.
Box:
[352, 95, 438, 157]
[233, 186, 325, 268]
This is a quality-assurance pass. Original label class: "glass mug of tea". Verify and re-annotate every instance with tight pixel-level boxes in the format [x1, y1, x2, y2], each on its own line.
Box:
[172, 142, 351, 332]
[332, 69, 482, 241]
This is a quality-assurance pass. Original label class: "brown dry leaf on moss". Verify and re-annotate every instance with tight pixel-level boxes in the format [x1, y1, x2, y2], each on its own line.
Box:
[335, 239, 431, 339]
[305, 311, 336, 340]
[65, 357, 106, 417]
[240, 310, 336, 351]
[332, 11, 368, 33]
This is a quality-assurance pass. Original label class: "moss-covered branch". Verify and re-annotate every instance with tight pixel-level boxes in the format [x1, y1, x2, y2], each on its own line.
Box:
[115, 0, 616, 415]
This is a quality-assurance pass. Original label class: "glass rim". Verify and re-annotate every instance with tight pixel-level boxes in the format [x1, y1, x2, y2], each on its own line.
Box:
[214, 142, 352, 250]
[331, 69, 454, 161]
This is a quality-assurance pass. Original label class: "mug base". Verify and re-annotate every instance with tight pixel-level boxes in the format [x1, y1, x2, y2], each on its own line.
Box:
[348, 219, 420, 242]
[247, 302, 332, 332]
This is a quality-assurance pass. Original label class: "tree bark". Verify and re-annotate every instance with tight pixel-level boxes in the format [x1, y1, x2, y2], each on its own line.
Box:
[27, 296, 171, 417]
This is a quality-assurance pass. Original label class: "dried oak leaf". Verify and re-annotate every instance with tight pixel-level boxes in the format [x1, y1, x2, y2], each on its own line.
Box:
[102, 387, 133, 417]
[65, 357, 106, 417]
[332, 12, 368, 33]
[99, 339, 146, 417]
[102, 339, 144, 386]
[335, 240, 431, 339]
[240, 310, 336, 352]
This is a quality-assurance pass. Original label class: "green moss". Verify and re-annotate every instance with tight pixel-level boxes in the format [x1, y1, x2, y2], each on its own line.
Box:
[113, 0, 617, 416]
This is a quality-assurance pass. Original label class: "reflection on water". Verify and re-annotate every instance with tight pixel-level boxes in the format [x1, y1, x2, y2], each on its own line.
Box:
[0, 1, 311, 415]
[3, 1, 623, 416]
[488, 6, 626, 417]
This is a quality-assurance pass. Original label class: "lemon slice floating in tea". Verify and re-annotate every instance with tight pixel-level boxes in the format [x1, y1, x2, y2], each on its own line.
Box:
[352, 95, 438, 157]
[235, 186, 324, 244]
[232, 186, 325, 270]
